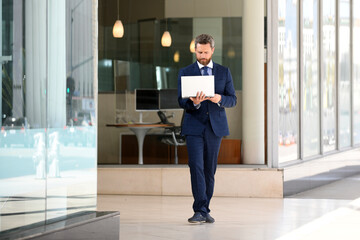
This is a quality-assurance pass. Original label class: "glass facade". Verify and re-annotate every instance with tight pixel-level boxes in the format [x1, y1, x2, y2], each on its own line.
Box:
[0, 0, 96, 234]
[322, 0, 336, 152]
[353, 0, 360, 145]
[278, 0, 299, 163]
[278, 0, 360, 164]
[338, 0, 351, 149]
[99, 17, 242, 92]
[98, 0, 246, 165]
[302, 0, 320, 157]
[99, 1, 352, 164]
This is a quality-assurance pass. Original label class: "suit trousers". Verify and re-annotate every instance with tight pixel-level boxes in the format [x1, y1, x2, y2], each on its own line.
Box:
[186, 120, 222, 215]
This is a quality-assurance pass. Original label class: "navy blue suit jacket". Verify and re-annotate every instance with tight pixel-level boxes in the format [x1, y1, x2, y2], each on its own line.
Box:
[178, 62, 237, 137]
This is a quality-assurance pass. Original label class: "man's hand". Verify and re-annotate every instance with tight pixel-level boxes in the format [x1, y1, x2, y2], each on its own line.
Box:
[209, 94, 221, 104]
[190, 91, 210, 105]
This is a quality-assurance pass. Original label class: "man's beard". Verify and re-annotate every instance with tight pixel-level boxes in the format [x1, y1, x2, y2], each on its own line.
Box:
[197, 57, 211, 66]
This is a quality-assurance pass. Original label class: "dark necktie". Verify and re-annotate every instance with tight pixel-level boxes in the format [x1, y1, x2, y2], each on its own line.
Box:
[202, 66, 209, 76]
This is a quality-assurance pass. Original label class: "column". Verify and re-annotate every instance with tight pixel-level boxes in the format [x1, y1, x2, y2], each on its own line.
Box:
[48, 0, 66, 128]
[25, 0, 47, 128]
[0, 0, 2, 126]
[242, 0, 265, 164]
[12, 0, 24, 118]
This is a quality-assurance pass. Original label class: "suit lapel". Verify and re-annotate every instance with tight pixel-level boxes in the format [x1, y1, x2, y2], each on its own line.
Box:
[212, 62, 218, 78]
[192, 61, 218, 76]
[192, 62, 201, 76]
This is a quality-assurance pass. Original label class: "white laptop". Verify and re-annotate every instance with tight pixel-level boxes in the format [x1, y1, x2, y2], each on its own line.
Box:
[181, 75, 215, 98]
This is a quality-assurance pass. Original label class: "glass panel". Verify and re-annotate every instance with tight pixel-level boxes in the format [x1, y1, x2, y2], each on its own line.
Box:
[98, 0, 246, 165]
[0, 0, 96, 234]
[339, 0, 351, 148]
[0, 0, 47, 231]
[45, 0, 97, 222]
[100, 18, 242, 92]
[322, 0, 337, 151]
[353, 0, 360, 145]
[278, 0, 299, 163]
[302, 0, 320, 157]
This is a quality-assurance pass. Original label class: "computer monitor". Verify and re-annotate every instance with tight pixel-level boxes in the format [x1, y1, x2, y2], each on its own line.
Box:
[159, 89, 180, 110]
[135, 89, 160, 111]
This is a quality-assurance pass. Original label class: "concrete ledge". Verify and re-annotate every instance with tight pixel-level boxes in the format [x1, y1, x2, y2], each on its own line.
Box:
[0, 211, 119, 240]
[98, 166, 283, 198]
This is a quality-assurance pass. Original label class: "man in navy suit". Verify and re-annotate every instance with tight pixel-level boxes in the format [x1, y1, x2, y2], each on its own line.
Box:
[178, 34, 237, 223]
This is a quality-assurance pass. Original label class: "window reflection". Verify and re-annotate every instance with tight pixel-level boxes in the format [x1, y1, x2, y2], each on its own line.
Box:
[322, 0, 336, 152]
[278, 0, 299, 163]
[46, 0, 97, 222]
[0, 0, 96, 233]
[303, 0, 320, 157]
[339, 0, 351, 148]
[99, 17, 242, 92]
[353, 0, 360, 145]
[0, 0, 47, 232]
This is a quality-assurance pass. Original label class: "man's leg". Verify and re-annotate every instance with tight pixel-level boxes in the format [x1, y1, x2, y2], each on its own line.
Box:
[203, 122, 222, 213]
[186, 135, 207, 215]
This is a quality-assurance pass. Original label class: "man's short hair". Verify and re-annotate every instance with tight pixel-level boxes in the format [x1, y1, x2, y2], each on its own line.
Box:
[195, 34, 215, 49]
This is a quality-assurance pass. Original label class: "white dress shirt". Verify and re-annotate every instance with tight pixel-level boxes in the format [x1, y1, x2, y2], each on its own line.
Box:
[197, 61, 213, 76]
[193, 60, 217, 108]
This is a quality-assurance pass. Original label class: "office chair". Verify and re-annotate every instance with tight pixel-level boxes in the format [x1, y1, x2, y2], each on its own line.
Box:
[157, 111, 186, 164]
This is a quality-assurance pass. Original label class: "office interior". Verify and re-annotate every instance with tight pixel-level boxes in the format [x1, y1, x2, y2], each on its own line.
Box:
[1, 0, 360, 238]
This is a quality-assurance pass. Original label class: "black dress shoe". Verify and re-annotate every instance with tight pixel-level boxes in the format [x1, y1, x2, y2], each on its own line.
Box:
[188, 212, 206, 223]
[205, 213, 215, 223]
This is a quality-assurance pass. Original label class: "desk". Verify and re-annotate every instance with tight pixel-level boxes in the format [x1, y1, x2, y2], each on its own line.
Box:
[106, 123, 173, 164]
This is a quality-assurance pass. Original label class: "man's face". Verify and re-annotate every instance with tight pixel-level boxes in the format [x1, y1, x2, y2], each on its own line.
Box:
[195, 43, 214, 66]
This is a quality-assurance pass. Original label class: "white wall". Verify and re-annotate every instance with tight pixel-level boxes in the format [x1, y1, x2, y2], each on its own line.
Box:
[165, 0, 243, 18]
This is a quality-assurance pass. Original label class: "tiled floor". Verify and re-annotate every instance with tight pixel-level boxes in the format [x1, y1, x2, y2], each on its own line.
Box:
[2, 149, 360, 239]
[97, 174, 360, 240]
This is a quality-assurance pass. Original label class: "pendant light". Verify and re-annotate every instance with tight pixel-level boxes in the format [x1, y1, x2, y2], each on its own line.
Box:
[227, 46, 236, 58]
[113, 0, 124, 38]
[161, 19, 172, 47]
[173, 51, 180, 62]
[189, 39, 195, 53]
